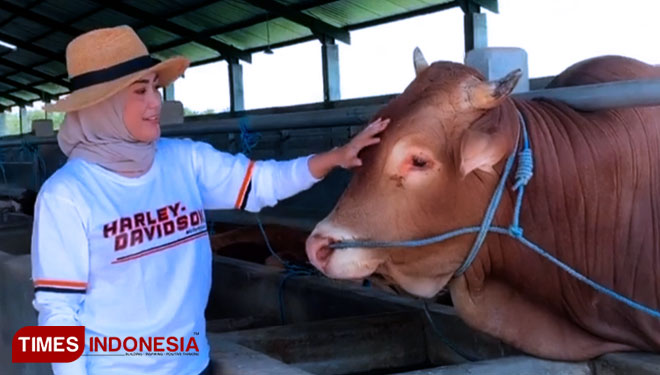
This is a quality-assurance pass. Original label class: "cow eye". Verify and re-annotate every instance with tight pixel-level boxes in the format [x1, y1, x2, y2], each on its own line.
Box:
[412, 155, 428, 168]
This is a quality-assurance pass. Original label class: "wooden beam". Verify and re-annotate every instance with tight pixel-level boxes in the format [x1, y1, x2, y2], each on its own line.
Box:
[0, 1, 84, 36]
[0, 31, 64, 62]
[90, 0, 251, 63]
[347, 1, 460, 31]
[0, 58, 69, 89]
[0, 6, 101, 65]
[0, 0, 43, 29]
[149, 0, 341, 55]
[471, 0, 498, 13]
[3, 94, 29, 107]
[0, 76, 52, 99]
[244, 0, 350, 44]
[200, 2, 460, 58]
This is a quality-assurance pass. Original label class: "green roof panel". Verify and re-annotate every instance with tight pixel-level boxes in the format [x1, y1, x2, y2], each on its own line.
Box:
[213, 18, 311, 50]
[304, 0, 454, 28]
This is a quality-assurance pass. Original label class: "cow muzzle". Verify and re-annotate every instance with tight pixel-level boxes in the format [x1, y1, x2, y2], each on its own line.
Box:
[305, 222, 387, 279]
[305, 233, 335, 272]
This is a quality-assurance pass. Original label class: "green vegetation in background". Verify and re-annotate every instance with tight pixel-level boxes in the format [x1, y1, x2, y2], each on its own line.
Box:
[184, 107, 218, 116]
[0, 110, 65, 136]
[0, 107, 219, 136]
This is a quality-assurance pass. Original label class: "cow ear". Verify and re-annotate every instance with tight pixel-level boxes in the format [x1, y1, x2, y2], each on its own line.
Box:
[413, 47, 429, 76]
[458, 107, 516, 176]
[470, 69, 522, 109]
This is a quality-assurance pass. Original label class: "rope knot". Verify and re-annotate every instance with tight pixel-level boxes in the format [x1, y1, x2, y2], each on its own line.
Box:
[513, 148, 533, 190]
[508, 225, 523, 238]
[239, 117, 260, 155]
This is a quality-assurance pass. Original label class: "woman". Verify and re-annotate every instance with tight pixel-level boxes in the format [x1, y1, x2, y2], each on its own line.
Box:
[31, 26, 388, 375]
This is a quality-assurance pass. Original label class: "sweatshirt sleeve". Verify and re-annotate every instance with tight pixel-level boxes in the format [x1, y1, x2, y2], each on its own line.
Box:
[31, 192, 89, 375]
[192, 141, 321, 212]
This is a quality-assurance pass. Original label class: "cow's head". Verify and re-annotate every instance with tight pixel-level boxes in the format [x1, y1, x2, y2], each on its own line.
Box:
[306, 48, 522, 297]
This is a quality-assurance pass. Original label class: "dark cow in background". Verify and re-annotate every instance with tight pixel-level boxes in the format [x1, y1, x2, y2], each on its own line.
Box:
[306, 51, 660, 360]
[210, 223, 309, 267]
[0, 188, 37, 216]
[209, 223, 407, 296]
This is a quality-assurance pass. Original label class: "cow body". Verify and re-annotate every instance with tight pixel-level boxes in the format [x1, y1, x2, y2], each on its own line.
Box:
[306, 54, 660, 360]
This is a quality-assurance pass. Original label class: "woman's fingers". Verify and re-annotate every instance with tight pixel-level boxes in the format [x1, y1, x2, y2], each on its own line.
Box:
[363, 137, 381, 147]
[341, 118, 390, 169]
[355, 118, 388, 144]
[367, 118, 389, 133]
[361, 118, 389, 137]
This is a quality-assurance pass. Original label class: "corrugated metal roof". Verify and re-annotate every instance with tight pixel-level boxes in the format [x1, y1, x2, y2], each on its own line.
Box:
[0, 0, 494, 109]
[304, 0, 452, 27]
[215, 18, 313, 50]
[171, 1, 267, 32]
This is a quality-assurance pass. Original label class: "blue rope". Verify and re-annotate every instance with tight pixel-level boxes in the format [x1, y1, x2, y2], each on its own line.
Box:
[255, 215, 320, 324]
[0, 140, 47, 187]
[454, 128, 520, 275]
[0, 149, 7, 185]
[330, 109, 660, 320]
[509, 113, 533, 238]
[19, 139, 47, 186]
[423, 301, 479, 362]
[239, 117, 260, 156]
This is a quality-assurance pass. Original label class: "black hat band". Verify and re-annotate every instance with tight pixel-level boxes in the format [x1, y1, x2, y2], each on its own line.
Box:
[70, 55, 160, 91]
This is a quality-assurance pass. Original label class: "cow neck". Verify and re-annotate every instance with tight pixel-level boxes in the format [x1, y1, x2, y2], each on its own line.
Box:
[452, 104, 531, 276]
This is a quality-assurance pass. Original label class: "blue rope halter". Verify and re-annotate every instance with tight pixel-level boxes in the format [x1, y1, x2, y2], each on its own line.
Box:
[330, 109, 660, 320]
[239, 117, 261, 156]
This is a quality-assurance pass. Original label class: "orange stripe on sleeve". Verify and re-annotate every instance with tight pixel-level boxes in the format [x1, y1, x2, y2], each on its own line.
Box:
[234, 160, 255, 209]
[34, 279, 88, 289]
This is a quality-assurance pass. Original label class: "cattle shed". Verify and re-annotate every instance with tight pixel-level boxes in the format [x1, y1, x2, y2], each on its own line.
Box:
[1, 1, 660, 374]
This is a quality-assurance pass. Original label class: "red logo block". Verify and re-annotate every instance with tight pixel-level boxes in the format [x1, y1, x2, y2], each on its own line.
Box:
[12, 326, 85, 363]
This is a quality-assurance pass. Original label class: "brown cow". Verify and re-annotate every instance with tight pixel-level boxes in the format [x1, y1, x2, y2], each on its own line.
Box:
[306, 51, 660, 360]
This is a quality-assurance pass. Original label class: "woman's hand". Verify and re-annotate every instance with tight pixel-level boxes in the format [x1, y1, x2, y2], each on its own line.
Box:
[308, 117, 390, 179]
[335, 117, 390, 168]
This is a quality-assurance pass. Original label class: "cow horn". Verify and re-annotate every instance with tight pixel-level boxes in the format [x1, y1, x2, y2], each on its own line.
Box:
[470, 69, 522, 109]
[413, 47, 429, 76]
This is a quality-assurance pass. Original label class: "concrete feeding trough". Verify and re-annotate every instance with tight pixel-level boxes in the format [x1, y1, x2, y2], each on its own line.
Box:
[203, 257, 660, 375]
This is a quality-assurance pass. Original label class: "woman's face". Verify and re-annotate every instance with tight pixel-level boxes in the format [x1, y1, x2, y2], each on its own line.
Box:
[124, 72, 162, 142]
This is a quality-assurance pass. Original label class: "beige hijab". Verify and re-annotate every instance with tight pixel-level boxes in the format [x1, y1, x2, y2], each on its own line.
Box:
[57, 89, 156, 177]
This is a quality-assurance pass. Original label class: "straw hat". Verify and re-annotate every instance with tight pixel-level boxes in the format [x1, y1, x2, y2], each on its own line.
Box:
[45, 25, 189, 112]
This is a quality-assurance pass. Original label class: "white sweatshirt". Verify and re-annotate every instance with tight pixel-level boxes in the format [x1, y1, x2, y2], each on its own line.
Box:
[31, 137, 320, 375]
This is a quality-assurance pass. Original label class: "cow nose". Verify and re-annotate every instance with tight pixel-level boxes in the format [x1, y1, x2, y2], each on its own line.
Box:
[305, 233, 335, 272]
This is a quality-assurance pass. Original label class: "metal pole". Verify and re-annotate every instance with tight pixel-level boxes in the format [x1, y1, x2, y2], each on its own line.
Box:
[321, 37, 340, 102]
[513, 78, 660, 111]
[228, 58, 245, 112]
[18, 106, 23, 135]
[162, 104, 381, 137]
[164, 84, 175, 101]
[462, 0, 487, 52]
